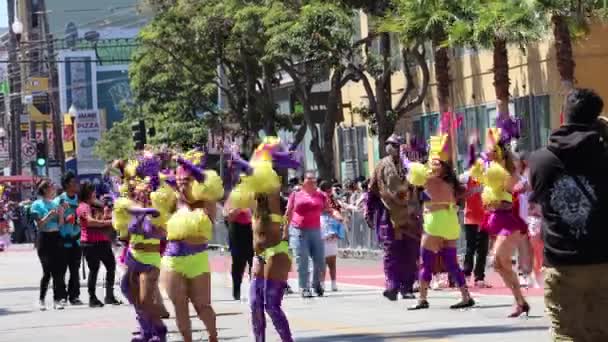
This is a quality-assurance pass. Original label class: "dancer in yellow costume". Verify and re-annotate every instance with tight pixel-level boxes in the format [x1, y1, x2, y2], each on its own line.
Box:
[228, 137, 300, 342]
[406, 134, 475, 311]
[160, 150, 223, 342]
[469, 123, 530, 318]
[114, 152, 176, 342]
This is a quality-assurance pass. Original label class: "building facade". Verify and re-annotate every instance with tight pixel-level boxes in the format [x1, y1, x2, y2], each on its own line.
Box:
[339, 13, 608, 177]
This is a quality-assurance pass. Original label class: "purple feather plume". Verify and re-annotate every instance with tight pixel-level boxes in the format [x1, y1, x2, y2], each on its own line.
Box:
[176, 157, 205, 182]
[271, 150, 301, 170]
[136, 153, 162, 191]
[496, 116, 521, 144]
[128, 207, 160, 218]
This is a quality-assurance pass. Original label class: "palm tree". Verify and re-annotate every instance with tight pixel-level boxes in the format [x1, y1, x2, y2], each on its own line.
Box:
[451, 0, 544, 119]
[537, 0, 608, 92]
[385, 0, 472, 114]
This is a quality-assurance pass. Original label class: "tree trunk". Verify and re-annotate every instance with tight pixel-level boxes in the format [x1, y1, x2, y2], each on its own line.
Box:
[432, 32, 451, 115]
[261, 63, 277, 136]
[376, 32, 393, 157]
[493, 37, 510, 120]
[552, 14, 575, 92]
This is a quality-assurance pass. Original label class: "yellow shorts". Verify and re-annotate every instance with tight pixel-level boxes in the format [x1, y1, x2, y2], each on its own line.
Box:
[261, 241, 291, 261]
[161, 251, 209, 279]
[423, 207, 460, 240]
[130, 235, 161, 268]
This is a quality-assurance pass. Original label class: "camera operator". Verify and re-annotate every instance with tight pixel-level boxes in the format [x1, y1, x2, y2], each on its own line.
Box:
[529, 88, 608, 341]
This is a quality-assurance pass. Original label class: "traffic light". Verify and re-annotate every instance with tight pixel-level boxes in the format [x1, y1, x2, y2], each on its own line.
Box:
[131, 120, 146, 150]
[147, 126, 156, 138]
[35, 142, 47, 167]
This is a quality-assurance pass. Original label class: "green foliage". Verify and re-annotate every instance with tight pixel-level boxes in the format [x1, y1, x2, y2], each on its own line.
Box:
[450, 0, 545, 50]
[265, 1, 355, 83]
[149, 119, 208, 150]
[130, 2, 218, 126]
[383, 0, 472, 46]
[536, 0, 608, 37]
[93, 120, 135, 162]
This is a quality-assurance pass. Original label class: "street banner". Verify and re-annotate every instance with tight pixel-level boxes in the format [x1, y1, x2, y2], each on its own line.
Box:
[75, 109, 103, 174]
[57, 50, 98, 114]
[63, 114, 75, 154]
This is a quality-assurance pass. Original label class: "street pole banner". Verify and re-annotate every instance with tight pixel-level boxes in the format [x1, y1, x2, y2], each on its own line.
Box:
[75, 109, 103, 174]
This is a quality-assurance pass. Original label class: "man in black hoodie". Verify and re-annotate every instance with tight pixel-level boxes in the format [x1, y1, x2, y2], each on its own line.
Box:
[529, 88, 608, 341]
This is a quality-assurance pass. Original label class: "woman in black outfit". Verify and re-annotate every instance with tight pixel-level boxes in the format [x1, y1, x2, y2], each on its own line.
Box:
[225, 200, 254, 300]
[31, 180, 66, 311]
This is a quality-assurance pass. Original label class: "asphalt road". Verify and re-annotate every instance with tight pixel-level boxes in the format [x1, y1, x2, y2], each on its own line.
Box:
[0, 244, 550, 341]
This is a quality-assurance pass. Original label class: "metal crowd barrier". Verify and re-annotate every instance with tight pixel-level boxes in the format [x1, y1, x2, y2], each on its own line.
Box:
[210, 207, 467, 257]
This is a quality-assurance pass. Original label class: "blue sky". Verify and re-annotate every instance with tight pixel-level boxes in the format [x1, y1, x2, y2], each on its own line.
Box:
[0, 1, 6, 28]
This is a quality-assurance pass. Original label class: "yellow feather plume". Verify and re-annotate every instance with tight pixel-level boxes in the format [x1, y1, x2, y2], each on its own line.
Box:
[407, 162, 429, 187]
[150, 185, 177, 228]
[244, 161, 281, 194]
[189, 170, 224, 202]
[113, 197, 136, 239]
[166, 208, 213, 240]
[228, 183, 256, 210]
[469, 160, 484, 183]
[124, 160, 138, 179]
[480, 161, 510, 205]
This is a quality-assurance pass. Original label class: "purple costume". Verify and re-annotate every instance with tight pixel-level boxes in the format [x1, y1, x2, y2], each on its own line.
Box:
[367, 155, 423, 299]
[250, 277, 293, 342]
[120, 209, 167, 342]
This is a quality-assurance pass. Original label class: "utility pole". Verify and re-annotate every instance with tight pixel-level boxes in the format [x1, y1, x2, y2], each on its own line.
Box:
[7, 0, 24, 176]
[40, 0, 65, 174]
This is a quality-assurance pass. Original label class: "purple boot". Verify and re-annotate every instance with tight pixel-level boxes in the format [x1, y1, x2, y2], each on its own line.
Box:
[265, 279, 293, 342]
[148, 322, 167, 342]
[250, 277, 266, 342]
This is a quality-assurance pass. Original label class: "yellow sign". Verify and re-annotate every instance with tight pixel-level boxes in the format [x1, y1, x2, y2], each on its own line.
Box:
[25, 77, 49, 93]
[26, 77, 51, 123]
[63, 114, 75, 154]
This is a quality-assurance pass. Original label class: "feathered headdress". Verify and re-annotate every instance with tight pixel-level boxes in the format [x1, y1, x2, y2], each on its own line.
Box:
[227, 136, 301, 208]
[428, 134, 451, 163]
[251, 136, 301, 169]
[135, 151, 161, 191]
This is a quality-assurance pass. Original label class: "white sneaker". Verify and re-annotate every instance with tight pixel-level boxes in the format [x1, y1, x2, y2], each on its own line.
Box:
[53, 300, 64, 310]
[331, 281, 338, 292]
[39, 300, 47, 311]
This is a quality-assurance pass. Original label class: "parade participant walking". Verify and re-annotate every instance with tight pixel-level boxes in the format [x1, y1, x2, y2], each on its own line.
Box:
[225, 198, 254, 301]
[161, 151, 223, 342]
[285, 171, 332, 298]
[78, 182, 121, 308]
[530, 89, 608, 341]
[461, 142, 490, 288]
[228, 136, 300, 342]
[406, 134, 475, 310]
[117, 152, 174, 341]
[366, 133, 422, 301]
[31, 180, 66, 310]
[470, 122, 529, 317]
[54, 171, 83, 305]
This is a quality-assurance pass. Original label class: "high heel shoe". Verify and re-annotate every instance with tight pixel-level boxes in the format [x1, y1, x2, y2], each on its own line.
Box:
[508, 302, 530, 318]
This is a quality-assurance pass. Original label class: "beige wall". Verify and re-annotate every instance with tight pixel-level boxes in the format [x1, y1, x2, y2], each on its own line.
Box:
[340, 15, 608, 174]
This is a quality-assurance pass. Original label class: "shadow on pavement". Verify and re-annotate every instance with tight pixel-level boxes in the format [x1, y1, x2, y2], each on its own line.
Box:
[0, 286, 39, 293]
[296, 325, 549, 341]
[0, 308, 33, 316]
